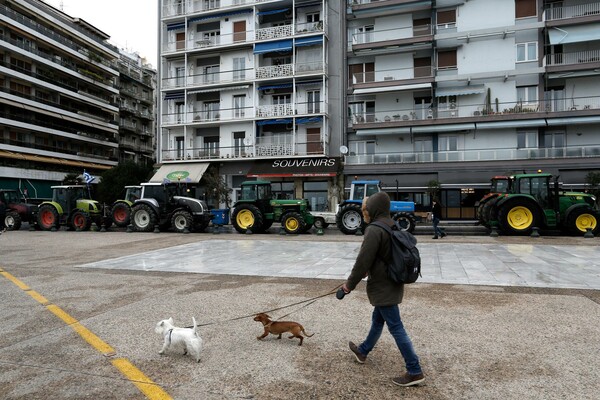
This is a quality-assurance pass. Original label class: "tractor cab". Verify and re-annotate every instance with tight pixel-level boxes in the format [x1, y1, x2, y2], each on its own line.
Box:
[123, 186, 141, 203]
[240, 180, 273, 211]
[490, 176, 512, 194]
[350, 180, 380, 201]
[52, 186, 89, 213]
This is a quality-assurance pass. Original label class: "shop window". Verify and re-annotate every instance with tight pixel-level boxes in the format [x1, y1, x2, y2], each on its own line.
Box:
[304, 181, 328, 211]
[271, 181, 295, 200]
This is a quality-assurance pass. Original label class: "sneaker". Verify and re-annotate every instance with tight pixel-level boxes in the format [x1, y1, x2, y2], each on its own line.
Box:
[432, 236, 438, 239]
[392, 372, 425, 387]
[348, 341, 366, 364]
[441, 231, 447, 238]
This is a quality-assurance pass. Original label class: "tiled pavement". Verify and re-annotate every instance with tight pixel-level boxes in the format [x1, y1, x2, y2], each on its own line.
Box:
[80, 239, 600, 290]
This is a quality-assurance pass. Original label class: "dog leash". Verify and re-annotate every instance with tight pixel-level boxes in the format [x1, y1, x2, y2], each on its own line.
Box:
[185, 283, 343, 329]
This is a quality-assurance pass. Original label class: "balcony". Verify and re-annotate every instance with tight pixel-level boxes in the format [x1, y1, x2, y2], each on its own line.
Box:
[162, 105, 255, 125]
[186, 67, 254, 86]
[544, 2, 600, 22]
[256, 25, 293, 41]
[349, 95, 600, 128]
[350, 25, 433, 53]
[545, 50, 600, 73]
[349, 65, 434, 88]
[256, 63, 294, 79]
[257, 104, 294, 118]
[344, 145, 600, 166]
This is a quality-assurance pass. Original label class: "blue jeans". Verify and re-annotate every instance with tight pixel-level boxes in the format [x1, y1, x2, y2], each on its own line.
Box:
[358, 305, 422, 375]
[433, 217, 443, 237]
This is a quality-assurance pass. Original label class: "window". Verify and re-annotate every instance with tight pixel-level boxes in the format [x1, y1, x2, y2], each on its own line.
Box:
[175, 102, 184, 123]
[355, 25, 374, 44]
[271, 182, 294, 200]
[307, 12, 320, 23]
[437, 50, 457, 69]
[175, 66, 185, 86]
[203, 136, 219, 156]
[543, 132, 565, 156]
[436, 9, 456, 29]
[272, 95, 291, 105]
[233, 95, 246, 118]
[303, 181, 328, 211]
[233, 57, 245, 81]
[517, 86, 538, 104]
[349, 62, 374, 84]
[233, 131, 246, 156]
[349, 101, 375, 123]
[439, 135, 458, 151]
[517, 131, 538, 148]
[204, 101, 220, 120]
[175, 136, 184, 158]
[516, 42, 537, 62]
[414, 138, 433, 152]
[350, 140, 375, 155]
[307, 90, 321, 113]
[516, 0, 537, 18]
[204, 65, 220, 84]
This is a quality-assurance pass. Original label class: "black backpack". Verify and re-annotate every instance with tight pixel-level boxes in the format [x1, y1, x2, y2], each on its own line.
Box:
[371, 221, 421, 284]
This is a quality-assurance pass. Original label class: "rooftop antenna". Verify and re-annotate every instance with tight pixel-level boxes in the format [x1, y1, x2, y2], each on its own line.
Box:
[59, 1, 64, 11]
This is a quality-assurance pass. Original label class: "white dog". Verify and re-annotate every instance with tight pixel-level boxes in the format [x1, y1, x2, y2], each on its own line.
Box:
[155, 317, 203, 363]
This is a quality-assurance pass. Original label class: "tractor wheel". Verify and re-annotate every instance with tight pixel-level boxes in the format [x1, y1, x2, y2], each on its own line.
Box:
[282, 212, 307, 234]
[566, 207, 599, 235]
[480, 197, 500, 228]
[193, 220, 210, 233]
[497, 199, 540, 235]
[314, 218, 327, 230]
[260, 219, 274, 233]
[394, 212, 416, 233]
[302, 222, 313, 233]
[336, 203, 364, 235]
[5, 211, 22, 231]
[38, 205, 60, 231]
[171, 210, 193, 233]
[131, 204, 157, 232]
[70, 211, 92, 231]
[231, 204, 264, 234]
[111, 202, 131, 228]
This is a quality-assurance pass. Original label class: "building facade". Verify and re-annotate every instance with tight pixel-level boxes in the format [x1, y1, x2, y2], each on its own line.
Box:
[117, 50, 157, 167]
[345, 0, 600, 218]
[158, 0, 344, 211]
[0, 0, 121, 197]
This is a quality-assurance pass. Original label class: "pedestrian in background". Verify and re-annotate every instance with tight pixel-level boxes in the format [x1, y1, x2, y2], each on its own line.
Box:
[340, 191, 425, 387]
[431, 198, 446, 239]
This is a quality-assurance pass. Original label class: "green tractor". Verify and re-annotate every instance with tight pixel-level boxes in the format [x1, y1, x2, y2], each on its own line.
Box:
[110, 185, 141, 227]
[482, 173, 600, 235]
[231, 180, 315, 234]
[37, 185, 106, 231]
[476, 175, 513, 227]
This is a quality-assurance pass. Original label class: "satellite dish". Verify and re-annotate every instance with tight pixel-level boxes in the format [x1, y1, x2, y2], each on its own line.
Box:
[339, 145, 349, 155]
[243, 137, 252, 146]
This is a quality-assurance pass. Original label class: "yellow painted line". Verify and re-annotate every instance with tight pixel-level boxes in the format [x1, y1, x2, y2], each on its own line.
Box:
[112, 358, 172, 400]
[25, 289, 50, 305]
[0, 271, 30, 290]
[1, 268, 171, 399]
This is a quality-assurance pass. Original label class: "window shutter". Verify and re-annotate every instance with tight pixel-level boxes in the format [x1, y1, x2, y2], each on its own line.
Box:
[437, 10, 456, 24]
[437, 50, 457, 68]
[515, 0, 536, 18]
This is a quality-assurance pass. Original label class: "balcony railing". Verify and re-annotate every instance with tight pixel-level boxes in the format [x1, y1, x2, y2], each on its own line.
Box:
[543, 3, 600, 21]
[351, 24, 432, 47]
[257, 104, 294, 117]
[256, 63, 294, 79]
[185, 67, 255, 86]
[349, 95, 600, 126]
[256, 25, 293, 41]
[350, 65, 434, 85]
[545, 50, 600, 66]
[345, 145, 600, 166]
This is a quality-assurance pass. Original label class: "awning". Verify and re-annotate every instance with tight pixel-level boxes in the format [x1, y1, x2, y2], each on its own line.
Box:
[548, 24, 600, 45]
[257, 83, 293, 90]
[256, 8, 289, 16]
[163, 91, 185, 100]
[166, 22, 185, 31]
[476, 119, 547, 130]
[435, 85, 485, 97]
[188, 85, 249, 94]
[150, 162, 210, 183]
[412, 123, 475, 133]
[296, 80, 322, 87]
[356, 127, 411, 136]
[296, 116, 323, 124]
[295, 36, 323, 47]
[546, 116, 600, 126]
[247, 157, 339, 178]
[0, 150, 112, 170]
[256, 118, 293, 126]
[353, 83, 431, 95]
[254, 39, 293, 54]
[187, 9, 252, 25]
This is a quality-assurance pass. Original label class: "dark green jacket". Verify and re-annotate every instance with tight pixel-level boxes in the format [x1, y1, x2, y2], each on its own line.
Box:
[345, 192, 404, 306]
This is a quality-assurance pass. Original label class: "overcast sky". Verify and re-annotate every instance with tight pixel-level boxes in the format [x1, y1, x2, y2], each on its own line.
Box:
[43, 0, 158, 68]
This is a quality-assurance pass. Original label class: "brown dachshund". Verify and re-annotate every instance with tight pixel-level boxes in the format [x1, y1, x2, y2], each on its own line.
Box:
[253, 313, 314, 346]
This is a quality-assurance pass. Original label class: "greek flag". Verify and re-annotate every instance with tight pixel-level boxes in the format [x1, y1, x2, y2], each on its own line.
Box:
[83, 171, 95, 184]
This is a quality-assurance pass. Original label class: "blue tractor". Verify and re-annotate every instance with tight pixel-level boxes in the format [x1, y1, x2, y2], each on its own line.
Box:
[335, 180, 416, 234]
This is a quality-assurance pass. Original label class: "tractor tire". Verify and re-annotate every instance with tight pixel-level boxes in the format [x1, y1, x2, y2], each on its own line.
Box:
[479, 197, 500, 228]
[231, 204, 264, 234]
[70, 211, 92, 231]
[394, 212, 416, 233]
[111, 202, 131, 228]
[260, 219, 274, 233]
[313, 218, 329, 230]
[302, 222, 313, 233]
[193, 220, 210, 233]
[497, 199, 540, 235]
[131, 204, 158, 232]
[282, 212, 307, 234]
[336, 203, 364, 235]
[38, 205, 60, 231]
[5, 211, 22, 231]
[171, 210, 193, 233]
[566, 207, 600, 235]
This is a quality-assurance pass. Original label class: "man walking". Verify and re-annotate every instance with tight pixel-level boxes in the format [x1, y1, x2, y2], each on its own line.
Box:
[340, 192, 425, 386]
[431, 198, 446, 239]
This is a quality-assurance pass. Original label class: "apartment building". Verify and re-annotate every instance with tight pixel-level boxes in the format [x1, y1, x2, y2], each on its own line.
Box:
[117, 50, 157, 167]
[345, 0, 600, 218]
[158, 0, 344, 210]
[0, 0, 120, 197]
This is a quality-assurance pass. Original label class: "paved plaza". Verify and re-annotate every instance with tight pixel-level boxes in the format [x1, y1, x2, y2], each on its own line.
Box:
[80, 237, 600, 290]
